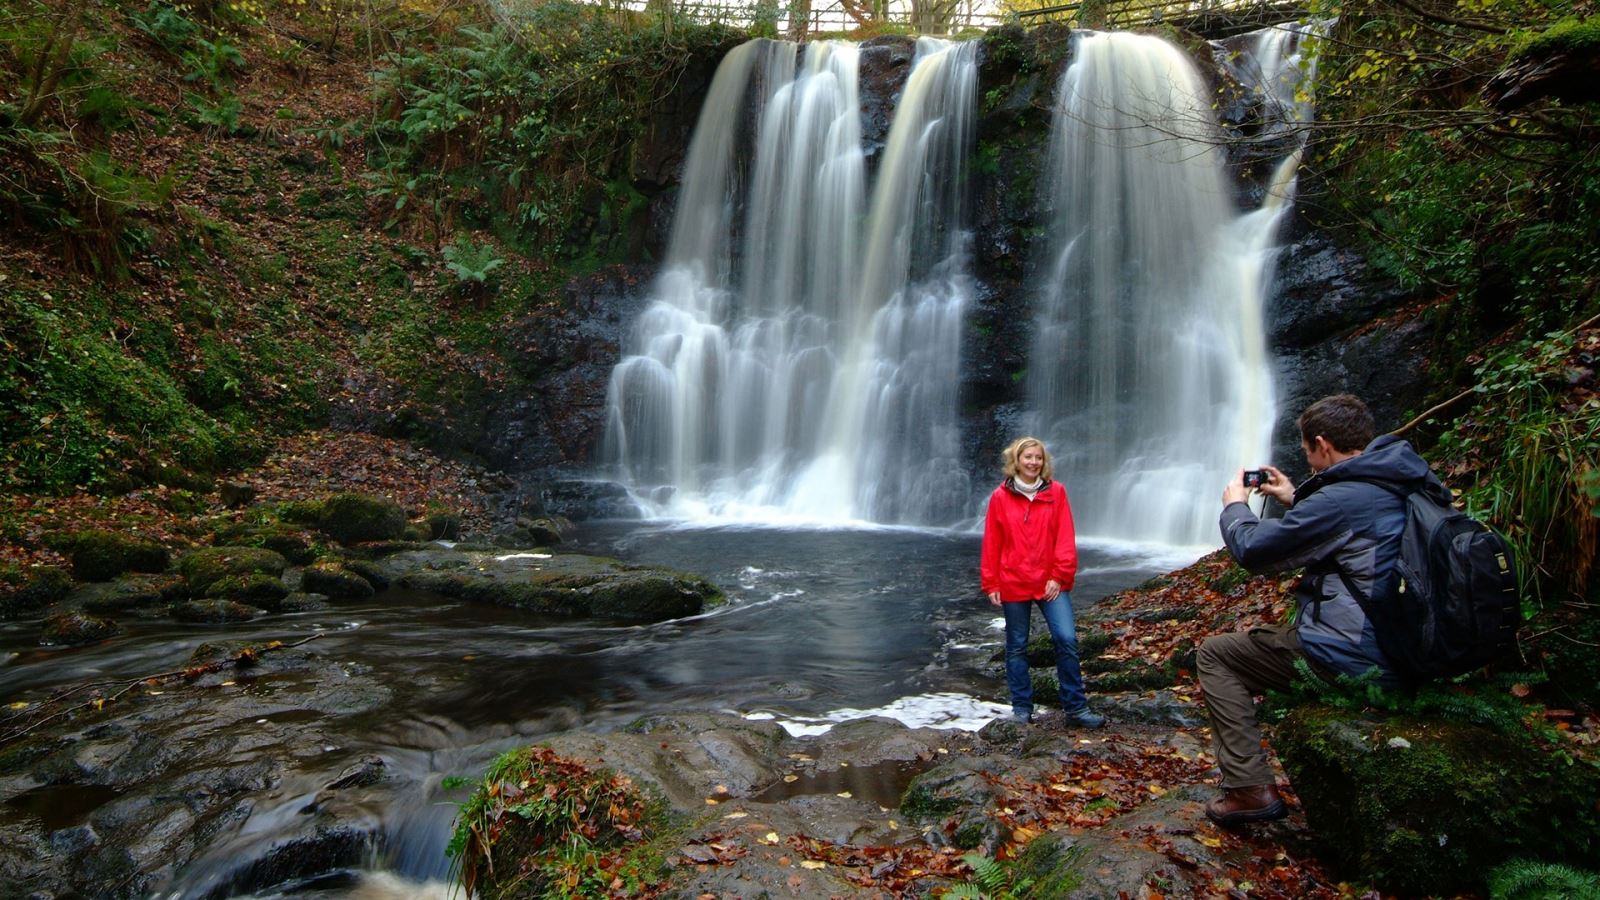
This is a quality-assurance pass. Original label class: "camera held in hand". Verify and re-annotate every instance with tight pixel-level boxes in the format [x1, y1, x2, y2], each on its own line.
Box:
[1243, 469, 1269, 489]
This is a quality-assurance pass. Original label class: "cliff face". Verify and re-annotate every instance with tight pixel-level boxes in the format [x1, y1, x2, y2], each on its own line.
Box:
[489, 26, 1436, 504]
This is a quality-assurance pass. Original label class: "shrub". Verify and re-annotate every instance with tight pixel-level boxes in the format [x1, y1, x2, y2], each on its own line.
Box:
[448, 745, 666, 899]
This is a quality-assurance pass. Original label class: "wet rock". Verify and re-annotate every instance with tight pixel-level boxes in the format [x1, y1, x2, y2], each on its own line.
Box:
[171, 599, 264, 623]
[278, 591, 330, 612]
[384, 548, 722, 622]
[41, 610, 120, 645]
[179, 547, 289, 595]
[536, 479, 641, 521]
[299, 562, 374, 600]
[0, 565, 73, 618]
[423, 509, 462, 540]
[73, 573, 189, 613]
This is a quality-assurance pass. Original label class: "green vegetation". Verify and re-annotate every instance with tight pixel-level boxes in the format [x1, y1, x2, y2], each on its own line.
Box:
[367, 6, 740, 260]
[447, 745, 671, 899]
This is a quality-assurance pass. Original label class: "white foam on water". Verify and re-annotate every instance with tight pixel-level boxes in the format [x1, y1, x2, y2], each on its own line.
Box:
[745, 691, 1012, 736]
[494, 552, 554, 561]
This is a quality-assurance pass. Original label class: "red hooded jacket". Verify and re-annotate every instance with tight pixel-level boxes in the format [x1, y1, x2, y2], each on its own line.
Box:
[980, 478, 1079, 602]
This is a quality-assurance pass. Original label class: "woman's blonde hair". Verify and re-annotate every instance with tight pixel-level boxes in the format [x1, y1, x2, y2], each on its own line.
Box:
[1001, 436, 1053, 481]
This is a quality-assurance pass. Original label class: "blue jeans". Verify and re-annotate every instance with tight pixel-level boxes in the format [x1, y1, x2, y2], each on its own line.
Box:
[1002, 595, 1089, 716]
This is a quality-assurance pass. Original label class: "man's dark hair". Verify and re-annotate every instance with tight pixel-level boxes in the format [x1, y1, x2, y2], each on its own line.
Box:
[1297, 393, 1375, 453]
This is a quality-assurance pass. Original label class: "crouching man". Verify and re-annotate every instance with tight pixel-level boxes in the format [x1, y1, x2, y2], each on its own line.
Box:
[1199, 393, 1445, 826]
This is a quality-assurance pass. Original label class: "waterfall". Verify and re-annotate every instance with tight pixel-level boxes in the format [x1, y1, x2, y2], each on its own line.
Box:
[604, 38, 978, 525]
[1027, 29, 1316, 547]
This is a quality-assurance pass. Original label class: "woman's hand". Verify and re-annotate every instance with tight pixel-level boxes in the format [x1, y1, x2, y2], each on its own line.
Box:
[987, 591, 1002, 607]
[1044, 580, 1062, 600]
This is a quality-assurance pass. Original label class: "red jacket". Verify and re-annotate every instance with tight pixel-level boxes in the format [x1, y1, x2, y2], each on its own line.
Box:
[980, 478, 1078, 602]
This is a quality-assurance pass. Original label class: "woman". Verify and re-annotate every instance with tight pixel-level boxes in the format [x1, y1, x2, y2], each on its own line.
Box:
[980, 437, 1105, 727]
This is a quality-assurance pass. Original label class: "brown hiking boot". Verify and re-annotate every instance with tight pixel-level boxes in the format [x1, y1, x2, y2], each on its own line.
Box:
[1204, 783, 1288, 827]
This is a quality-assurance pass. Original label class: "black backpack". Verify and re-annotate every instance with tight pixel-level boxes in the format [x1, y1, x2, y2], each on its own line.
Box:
[1339, 478, 1521, 682]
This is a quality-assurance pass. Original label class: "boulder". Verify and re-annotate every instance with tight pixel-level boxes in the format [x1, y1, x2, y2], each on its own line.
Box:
[299, 562, 374, 600]
[386, 548, 722, 622]
[219, 480, 258, 508]
[179, 547, 288, 595]
[72, 574, 188, 613]
[204, 574, 290, 610]
[212, 523, 318, 565]
[1275, 705, 1600, 894]
[41, 611, 120, 645]
[0, 566, 73, 618]
[171, 599, 264, 623]
[314, 493, 407, 543]
[57, 530, 170, 582]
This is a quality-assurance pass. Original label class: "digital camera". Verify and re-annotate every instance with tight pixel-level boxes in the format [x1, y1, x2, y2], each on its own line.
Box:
[1243, 469, 1269, 488]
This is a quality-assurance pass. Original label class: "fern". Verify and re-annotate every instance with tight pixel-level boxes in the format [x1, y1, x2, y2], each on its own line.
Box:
[948, 852, 1037, 900]
[1489, 858, 1600, 900]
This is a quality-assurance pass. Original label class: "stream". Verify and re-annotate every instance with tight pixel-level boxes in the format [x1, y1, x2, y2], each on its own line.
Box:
[0, 521, 1205, 897]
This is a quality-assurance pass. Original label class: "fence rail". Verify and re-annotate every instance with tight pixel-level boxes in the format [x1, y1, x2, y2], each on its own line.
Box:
[547, 0, 1306, 37]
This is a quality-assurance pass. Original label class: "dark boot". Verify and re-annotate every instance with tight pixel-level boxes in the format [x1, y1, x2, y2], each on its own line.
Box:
[1204, 783, 1287, 827]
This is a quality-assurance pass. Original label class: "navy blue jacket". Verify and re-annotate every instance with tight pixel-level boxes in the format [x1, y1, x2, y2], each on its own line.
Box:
[1218, 435, 1446, 683]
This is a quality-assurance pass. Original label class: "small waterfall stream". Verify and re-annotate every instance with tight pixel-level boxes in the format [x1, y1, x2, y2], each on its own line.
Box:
[604, 38, 978, 526]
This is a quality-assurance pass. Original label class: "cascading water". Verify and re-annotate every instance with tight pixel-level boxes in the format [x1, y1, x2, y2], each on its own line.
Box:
[1027, 29, 1317, 547]
[604, 38, 978, 525]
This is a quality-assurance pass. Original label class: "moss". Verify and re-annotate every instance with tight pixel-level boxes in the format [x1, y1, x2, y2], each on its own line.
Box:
[178, 546, 288, 594]
[213, 524, 318, 565]
[315, 493, 407, 544]
[0, 565, 73, 618]
[58, 529, 169, 582]
[1276, 706, 1600, 894]
[1511, 16, 1600, 61]
[300, 561, 374, 600]
[899, 777, 965, 820]
[204, 573, 289, 608]
[1012, 835, 1085, 897]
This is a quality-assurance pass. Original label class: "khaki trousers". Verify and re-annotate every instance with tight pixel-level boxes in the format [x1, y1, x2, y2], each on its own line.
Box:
[1196, 624, 1312, 789]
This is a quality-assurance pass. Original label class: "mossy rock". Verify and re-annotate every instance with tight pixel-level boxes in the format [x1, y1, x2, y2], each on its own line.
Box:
[280, 591, 330, 612]
[212, 523, 318, 565]
[42, 610, 120, 645]
[0, 566, 73, 618]
[395, 551, 722, 622]
[178, 546, 289, 594]
[315, 493, 407, 544]
[1276, 706, 1600, 894]
[339, 558, 389, 591]
[172, 599, 264, 623]
[72, 573, 189, 612]
[205, 573, 289, 609]
[300, 562, 374, 600]
[424, 510, 462, 540]
[58, 530, 170, 582]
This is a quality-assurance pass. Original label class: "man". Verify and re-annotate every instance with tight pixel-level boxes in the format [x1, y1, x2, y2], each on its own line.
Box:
[1199, 393, 1445, 826]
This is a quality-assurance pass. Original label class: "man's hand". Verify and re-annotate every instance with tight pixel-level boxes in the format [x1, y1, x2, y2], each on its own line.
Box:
[1258, 464, 1295, 507]
[988, 591, 1002, 607]
[1044, 580, 1062, 600]
[1223, 469, 1251, 506]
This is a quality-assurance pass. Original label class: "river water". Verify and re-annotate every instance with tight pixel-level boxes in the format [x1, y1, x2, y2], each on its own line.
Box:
[0, 522, 1204, 897]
